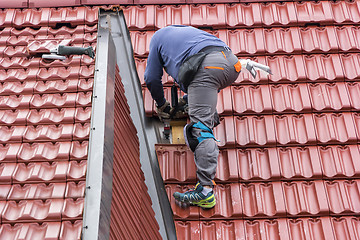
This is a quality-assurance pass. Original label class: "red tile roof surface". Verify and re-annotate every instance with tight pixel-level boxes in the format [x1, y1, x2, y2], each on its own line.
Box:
[1, 5, 163, 240]
[0, 6, 97, 239]
[2, 0, 360, 239]
[110, 65, 161, 239]
[126, 1, 360, 239]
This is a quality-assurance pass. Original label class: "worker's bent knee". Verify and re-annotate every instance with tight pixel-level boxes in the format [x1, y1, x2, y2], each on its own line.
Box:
[184, 122, 219, 152]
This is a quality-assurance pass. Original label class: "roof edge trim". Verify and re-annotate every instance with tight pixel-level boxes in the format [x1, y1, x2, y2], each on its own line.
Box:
[82, 26, 116, 240]
[98, 8, 176, 240]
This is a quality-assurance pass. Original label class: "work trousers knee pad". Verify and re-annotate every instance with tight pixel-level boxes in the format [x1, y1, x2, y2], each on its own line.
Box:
[184, 122, 218, 152]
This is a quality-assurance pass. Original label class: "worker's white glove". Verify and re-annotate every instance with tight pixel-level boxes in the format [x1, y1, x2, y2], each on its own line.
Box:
[239, 59, 272, 79]
[156, 101, 173, 122]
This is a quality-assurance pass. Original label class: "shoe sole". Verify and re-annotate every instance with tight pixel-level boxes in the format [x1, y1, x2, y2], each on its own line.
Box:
[174, 194, 216, 209]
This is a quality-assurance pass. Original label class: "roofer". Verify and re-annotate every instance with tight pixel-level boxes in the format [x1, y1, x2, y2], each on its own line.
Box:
[144, 25, 271, 209]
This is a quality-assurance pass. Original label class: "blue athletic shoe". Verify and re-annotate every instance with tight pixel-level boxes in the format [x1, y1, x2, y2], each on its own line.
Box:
[173, 183, 216, 209]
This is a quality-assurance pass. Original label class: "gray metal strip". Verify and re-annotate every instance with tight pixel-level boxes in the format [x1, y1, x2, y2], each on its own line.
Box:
[98, 9, 177, 240]
[82, 26, 116, 240]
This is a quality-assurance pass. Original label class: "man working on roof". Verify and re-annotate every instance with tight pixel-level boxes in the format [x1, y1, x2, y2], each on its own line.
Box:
[145, 25, 271, 209]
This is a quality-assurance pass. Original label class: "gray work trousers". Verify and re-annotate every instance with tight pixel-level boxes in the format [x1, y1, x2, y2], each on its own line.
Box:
[187, 50, 240, 186]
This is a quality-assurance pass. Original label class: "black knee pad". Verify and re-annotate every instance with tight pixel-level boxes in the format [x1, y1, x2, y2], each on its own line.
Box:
[184, 121, 219, 152]
[184, 123, 199, 152]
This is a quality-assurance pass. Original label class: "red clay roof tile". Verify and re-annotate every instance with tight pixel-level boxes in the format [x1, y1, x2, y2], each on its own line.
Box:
[0, 9, 15, 27]
[263, 27, 302, 55]
[325, 179, 360, 215]
[67, 160, 87, 180]
[335, 26, 360, 52]
[347, 82, 360, 110]
[12, 162, 68, 183]
[319, 145, 360, 179]
[175, 221, 201, 240]
[127, 1, 360, 237]
[59, 220, 82, 240]
[234, 56, 268, 85]
[232, 85, 272, 115]
[308, 82, 351, 112]
[0, 57, 39, 69]
[238, 148, 281, 182]
[313, 112, 357, 144]
[267, 55, 306, 83]
[0, 109, 29, 126]
[7, 183, 66, 200]
[278, 146, 323, 180]
[0, 144, 21, 163]
[0, 5, 99, 237]
[283, 180, 329, 217]
[74, 107, 91, 123]
[227, 29, 265, 56]
[340, 53, 360, 80]
[61, 198, 84, 220]
[64, 181, 85, 198]
[189, 4, 226, 28]
[270, 83, 311, 113]
[226, 3, 262, 28]
[0, 126, 26, 143]
[260, 2, 297, 27]
[330, 0, 360, 25]
[23, 124, 74, 142]
[12, 8, 50, 28]
[303, 54, 344, 82]
[130, 31, 154, 57]
[295, 1, 333, 25]
[274, 114, 317, 146]
[287, 217, 335, 240]
[0, 222, 62, 240]
[235, 115, 277, 147]
[0, 185, 11, 200]
[155, 5, 190, 29]
[123, 5, 155, 31]
[331, 216, 360, 239]
[242, 181, 286, 218]
[69, 142, 88, 160]
[300, 26, 339, 54]
[33, 79, 79, 94]
[28, 0, 81, 8]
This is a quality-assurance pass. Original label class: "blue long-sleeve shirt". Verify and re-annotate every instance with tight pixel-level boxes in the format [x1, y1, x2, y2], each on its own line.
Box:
[144, 25, 227, 106]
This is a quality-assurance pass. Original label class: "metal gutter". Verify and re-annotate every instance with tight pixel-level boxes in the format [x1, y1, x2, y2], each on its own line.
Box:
[82, 26, 116, 240]
[83, 8, 176, 240]
[103, 8, 176, 240]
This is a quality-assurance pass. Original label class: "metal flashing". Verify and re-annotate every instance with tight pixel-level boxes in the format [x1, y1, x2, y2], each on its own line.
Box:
[95, 8, 175, 239]
[82, 26, 115, 239]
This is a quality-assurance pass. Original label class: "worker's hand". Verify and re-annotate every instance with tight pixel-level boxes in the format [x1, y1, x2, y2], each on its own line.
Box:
[178, 97, 188, 113]
[239, 59, 272, 79]
[156, 101, 172, 122]
[173, 97, 188, 119]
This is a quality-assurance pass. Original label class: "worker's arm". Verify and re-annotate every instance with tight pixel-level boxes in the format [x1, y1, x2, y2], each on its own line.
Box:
[144, 38, 166, 107]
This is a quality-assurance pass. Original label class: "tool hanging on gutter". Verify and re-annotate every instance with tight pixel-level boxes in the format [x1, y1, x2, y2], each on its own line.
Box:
[239, 59, 272, 78]
[42, 45, 95, 60]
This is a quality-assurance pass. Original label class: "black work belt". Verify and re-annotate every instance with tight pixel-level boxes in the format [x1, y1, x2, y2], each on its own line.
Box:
[200, 45, 241, 73]
[177, 46, 232, 92]
[199, 45, 232, 55]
